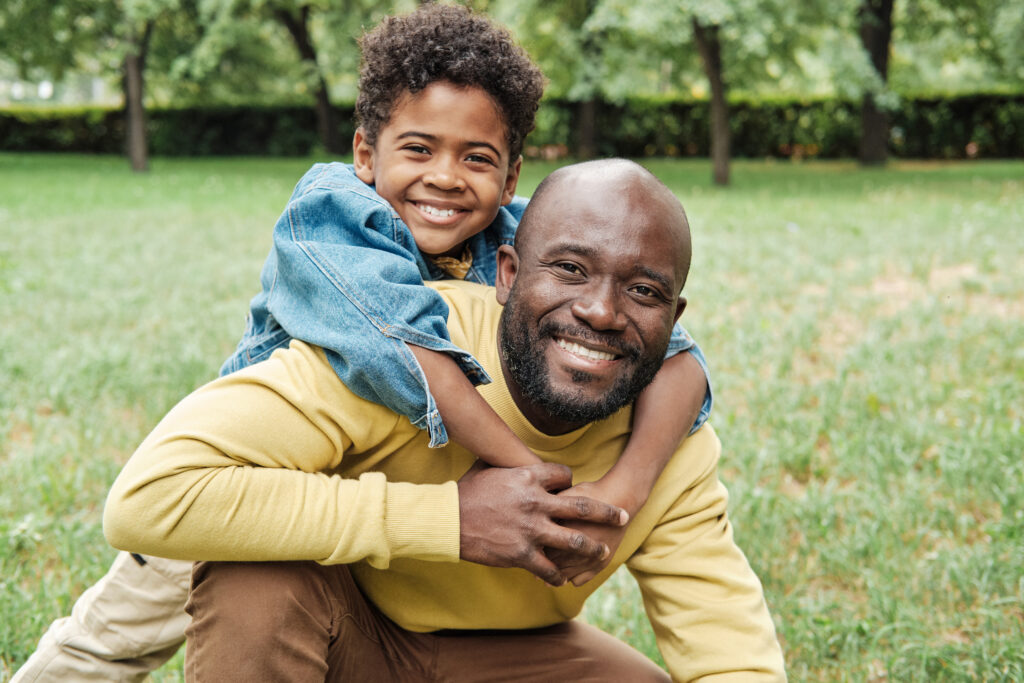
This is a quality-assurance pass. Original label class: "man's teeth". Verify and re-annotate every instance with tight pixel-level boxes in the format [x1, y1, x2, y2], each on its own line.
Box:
[557, 339, 616, 361]
[419, 204, 458, 217]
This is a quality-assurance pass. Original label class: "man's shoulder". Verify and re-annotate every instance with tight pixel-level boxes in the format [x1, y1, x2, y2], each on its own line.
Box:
[427, 281, 501, 356]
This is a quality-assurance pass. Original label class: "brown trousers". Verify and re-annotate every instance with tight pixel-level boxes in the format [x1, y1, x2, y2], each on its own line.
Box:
[185, 561, 670, 682]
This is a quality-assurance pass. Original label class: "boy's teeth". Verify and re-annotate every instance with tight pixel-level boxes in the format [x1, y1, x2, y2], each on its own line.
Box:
[556, 338, 616, 361]
[420, 204, 457, 217]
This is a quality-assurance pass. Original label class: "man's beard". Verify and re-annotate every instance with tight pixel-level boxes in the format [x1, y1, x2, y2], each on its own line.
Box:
[499, 292, 667, 427]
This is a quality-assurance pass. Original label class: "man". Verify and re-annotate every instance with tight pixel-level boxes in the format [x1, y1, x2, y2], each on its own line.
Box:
[102, 159, 786, 681]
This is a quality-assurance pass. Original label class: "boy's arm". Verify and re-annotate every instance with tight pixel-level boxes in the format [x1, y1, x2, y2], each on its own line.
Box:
[549, 350, 706, 584]
[598, 350, 707, 511]
[408, 345, 540, 468]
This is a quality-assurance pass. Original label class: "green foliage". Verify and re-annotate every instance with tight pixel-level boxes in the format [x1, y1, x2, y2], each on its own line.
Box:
[3, 92, 1022, 159]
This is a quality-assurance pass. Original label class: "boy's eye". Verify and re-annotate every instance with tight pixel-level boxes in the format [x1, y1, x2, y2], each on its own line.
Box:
[404, 144, 430, 155]
[465, 153, 496, 166]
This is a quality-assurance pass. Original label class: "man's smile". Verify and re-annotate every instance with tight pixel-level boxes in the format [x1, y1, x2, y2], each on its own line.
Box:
[554, 336, 620, 362]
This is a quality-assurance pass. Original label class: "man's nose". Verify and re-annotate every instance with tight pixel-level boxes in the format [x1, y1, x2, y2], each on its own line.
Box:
[570, 284, 627, 331]
[423, 156, 465, 191]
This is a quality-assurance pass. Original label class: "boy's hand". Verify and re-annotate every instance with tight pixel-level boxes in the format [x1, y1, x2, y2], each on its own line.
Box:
[547, 480, 634, 586]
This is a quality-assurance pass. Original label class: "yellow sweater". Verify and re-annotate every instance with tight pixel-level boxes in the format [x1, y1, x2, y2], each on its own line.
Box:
[104, 280, 785, 681]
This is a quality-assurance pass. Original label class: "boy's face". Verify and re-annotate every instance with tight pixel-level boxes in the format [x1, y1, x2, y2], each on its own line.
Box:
[353, 81, 521, 257]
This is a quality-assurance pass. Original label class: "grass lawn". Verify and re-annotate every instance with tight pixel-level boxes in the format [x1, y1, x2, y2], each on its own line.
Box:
[1, 153, 1022, 681]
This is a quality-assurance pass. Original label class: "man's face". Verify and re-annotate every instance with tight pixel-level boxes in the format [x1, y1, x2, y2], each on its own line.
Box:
[496, 168, 688, 435]
[353, 81, 521, 257]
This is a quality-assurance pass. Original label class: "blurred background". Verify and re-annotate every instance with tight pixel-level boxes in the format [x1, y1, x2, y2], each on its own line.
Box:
[1, 0, 1021, 176]
[2, 1, 1022, 681]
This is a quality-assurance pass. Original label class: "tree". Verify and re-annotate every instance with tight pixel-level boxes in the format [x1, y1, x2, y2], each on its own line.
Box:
[268, 2, 342, 153]
[188, 0, 408, 155]
[0, 0, 190, 172]
[495, 0, 607, 159]
[858, 0, 894, 165]
[578, 0, 832, 185]
[690, 16, 730, 185]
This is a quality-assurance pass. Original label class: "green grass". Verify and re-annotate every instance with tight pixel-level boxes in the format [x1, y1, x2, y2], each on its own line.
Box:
[2, 153, 1022, 681]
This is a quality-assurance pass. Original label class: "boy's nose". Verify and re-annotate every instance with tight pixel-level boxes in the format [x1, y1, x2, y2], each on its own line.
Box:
[423, 158, 465, 191]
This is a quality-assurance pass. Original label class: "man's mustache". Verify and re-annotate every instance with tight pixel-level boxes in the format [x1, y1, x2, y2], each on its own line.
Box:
[537, 321, 641, 362]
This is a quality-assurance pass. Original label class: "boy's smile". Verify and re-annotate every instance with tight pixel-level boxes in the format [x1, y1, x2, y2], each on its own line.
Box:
[353, 81, 521, 258]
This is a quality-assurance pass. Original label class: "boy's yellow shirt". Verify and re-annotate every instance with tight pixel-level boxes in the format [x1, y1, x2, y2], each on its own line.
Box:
[105, 280, 785, 681]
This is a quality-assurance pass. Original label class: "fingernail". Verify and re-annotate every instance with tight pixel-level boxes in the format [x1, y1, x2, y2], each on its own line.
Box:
[601, 544, 610, 560]
[619, 509, 629, 525]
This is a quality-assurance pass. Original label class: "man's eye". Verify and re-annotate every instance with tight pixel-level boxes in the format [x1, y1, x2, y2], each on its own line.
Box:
[557, 263, 582, 275]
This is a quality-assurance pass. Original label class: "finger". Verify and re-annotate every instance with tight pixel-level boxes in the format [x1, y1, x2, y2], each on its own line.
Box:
[570, 570, 599, 586]
[549, 495, 629, 527]
[522, 550, 566, 587]
[531, 462, 574, 493]
[539, 524, 610, 562]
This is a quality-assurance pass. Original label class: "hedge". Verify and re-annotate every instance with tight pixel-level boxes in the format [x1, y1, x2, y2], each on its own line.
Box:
[1, 93, 1020, 159]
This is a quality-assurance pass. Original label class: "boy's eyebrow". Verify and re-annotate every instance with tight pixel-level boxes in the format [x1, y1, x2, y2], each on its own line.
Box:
[396, 131, 504, 160]
[547, 242, 674, 292]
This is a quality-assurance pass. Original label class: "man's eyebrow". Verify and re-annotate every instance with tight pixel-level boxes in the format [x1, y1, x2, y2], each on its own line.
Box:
[395, 131, 503, 159]
[635, 265, 674, 293]
[545, 242, 597, 259]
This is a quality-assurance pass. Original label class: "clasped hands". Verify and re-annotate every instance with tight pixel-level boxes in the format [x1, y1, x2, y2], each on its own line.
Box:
[457, 462, 633, 587]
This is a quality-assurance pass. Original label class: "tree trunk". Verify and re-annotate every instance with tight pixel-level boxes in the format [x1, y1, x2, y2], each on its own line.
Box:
[275, 6, 343, 154]
[692, 18, 729, 186]
[123, 21, 154, 173]
[575, 99, 598, 160]
[858, 0, 894, 165]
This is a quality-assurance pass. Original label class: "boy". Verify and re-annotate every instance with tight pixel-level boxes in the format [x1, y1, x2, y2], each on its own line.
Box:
[13, 5, 711, 681]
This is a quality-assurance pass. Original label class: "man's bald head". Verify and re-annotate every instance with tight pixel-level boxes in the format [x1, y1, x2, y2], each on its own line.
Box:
[516, 159, 692, 293]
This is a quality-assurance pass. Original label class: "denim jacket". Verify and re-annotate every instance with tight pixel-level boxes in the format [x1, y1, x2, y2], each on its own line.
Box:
[222, 162, 712, 446]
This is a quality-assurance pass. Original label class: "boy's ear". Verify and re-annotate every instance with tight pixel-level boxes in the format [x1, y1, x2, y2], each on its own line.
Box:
[673, 296, 687, 324]
[495, 244, 519, 305]
[500, 156, 523, 206]
[352, 128, 375, 185]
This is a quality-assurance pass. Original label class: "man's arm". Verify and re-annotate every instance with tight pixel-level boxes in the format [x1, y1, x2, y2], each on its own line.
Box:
[104, 342, 624, 579]
[626, 426, 787, 681]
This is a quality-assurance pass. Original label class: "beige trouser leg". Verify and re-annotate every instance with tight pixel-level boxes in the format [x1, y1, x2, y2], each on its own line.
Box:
[12, 552, 192, 683]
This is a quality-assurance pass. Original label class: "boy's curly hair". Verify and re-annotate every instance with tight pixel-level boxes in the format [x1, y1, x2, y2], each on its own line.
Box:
[356, 3, 545, 160]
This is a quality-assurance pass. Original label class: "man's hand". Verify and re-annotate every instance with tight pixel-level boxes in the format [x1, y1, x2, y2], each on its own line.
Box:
[458, 462, 628, 587]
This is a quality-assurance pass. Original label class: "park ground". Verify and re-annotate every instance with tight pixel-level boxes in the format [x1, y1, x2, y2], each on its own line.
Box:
[1, 153, 1021, 680]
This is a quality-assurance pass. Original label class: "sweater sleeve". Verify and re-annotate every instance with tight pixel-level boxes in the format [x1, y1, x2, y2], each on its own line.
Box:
[103, 341, 461, 568]
[626, 427, 787, 681]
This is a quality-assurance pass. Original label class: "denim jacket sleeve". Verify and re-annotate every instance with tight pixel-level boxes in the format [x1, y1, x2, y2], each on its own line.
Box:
[666, 323, 714, 435]
[222, 163, 485, 447]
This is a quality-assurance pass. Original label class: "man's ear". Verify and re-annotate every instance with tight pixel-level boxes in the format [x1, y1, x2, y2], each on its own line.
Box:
[673, 296, 687, 324]
[352, 128, 375, 185]
[500, 156, 522, 206]
[495, 244, 519, 305]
